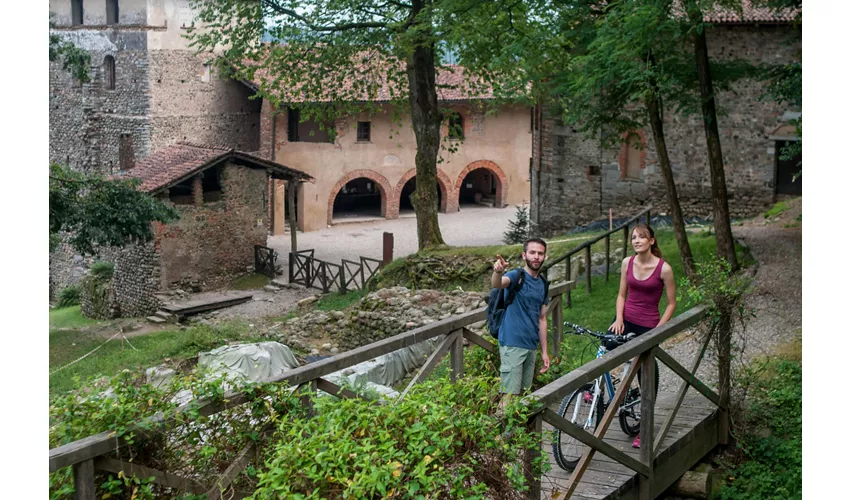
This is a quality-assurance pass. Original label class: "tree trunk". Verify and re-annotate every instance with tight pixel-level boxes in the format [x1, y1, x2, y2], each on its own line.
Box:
[645, 61, 695, 279]
[686, 5, 739, 271]
[406, 1, 445, 250]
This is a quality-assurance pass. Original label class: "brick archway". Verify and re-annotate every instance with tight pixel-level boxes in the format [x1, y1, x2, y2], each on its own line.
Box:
[327, 170, 395, 225]
[395, 168, 456, 214]
[454, 160, 508, 208]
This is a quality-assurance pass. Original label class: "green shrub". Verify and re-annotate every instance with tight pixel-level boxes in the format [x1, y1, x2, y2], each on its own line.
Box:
[764, 201, 789, 219]
[56, 285, 80, 308]
[89, 260, 115, 280]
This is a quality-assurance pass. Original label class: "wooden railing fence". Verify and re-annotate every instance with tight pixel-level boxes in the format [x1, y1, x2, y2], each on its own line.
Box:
[253, 245, 277, 279]
[288, 249, 382, 293]
[49, 281, 576, 499]
[520, 304, 731, 499]
[542, 206, 652, 308]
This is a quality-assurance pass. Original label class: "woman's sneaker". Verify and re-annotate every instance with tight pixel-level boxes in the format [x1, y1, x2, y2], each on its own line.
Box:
[632, 436, 641, 448]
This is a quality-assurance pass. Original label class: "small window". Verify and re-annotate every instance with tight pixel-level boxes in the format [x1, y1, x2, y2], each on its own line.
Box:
[201, 63, 211, 83]
[357, 121, 371, 142]
[103, 56, 115, 90]
[72, 0, 84, 26]
[169, 178, 194, 205]
[287, 106, 333, 143]
[287, 107, 300, 142]
[106, 0, 119, 25]
[119, 134, 134, 171]
[448, 113, 464, 140]
[202, 167, 223, 203]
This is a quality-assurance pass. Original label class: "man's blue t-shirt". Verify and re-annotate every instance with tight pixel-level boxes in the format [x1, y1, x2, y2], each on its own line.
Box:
[499, 269, 550, 350]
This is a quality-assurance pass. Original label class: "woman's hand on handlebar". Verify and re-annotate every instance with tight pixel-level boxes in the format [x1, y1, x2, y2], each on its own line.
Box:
[609, 319, 625, 335]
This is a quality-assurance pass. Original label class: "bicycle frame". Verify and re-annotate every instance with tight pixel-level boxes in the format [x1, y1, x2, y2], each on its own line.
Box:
[571, 343, 617, 429]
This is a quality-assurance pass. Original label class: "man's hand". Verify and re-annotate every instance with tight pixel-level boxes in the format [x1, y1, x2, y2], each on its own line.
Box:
[493, 254, 509, 274]
[539, 353, 550, 374]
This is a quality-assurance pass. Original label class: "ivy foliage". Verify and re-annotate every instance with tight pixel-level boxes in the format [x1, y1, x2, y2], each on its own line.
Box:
[49, 163, 179, 255]
[49, 22, 91, 83]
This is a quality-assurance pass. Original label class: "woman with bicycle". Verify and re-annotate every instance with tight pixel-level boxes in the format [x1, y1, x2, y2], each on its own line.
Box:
[609, 223, 677, 448]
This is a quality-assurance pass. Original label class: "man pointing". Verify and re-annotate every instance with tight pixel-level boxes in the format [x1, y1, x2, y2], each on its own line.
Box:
[491, 237, 550, 410]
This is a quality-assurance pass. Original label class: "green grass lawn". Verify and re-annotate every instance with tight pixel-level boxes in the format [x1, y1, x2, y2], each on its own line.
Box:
[48, 308, 260, 398]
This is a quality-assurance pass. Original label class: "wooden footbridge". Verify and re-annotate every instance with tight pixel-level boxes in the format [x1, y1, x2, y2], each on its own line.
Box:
[50, 275, 727, 499]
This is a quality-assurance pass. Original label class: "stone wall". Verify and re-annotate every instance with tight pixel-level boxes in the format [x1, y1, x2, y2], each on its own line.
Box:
[49, 238, 88, 300]
[49, 29, 152, 173]
[531, 24, 802, 236]
[156, 163, 269, 291]
[102, 242, 162, 317]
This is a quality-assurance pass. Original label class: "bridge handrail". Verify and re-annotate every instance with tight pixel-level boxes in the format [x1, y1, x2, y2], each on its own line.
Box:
[49, 281, 576, 474]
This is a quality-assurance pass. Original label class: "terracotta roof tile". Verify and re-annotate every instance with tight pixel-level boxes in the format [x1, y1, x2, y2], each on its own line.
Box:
[694, 1, 800, 24]
[115, 142, 313, 193]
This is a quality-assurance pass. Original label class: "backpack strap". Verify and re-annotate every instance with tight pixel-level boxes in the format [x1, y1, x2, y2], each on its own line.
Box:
[504, 269, 525, 307]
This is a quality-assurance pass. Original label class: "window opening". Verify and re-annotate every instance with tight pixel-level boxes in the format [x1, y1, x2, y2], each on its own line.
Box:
[357, 121, 371, 142]
[169, 178, 194, 205]
[72, 0, 84, 25]
[202, 167, 223, 203]
[103, 55, 115, 90]
[106, 0, 119, 25]
[448, 113, 464, 140]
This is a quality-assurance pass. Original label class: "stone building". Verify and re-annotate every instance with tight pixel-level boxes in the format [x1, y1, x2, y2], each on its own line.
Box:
[53, 143, 313, 316]
[529, 7, 802, 236]
[49, 0, 262, 174]
[248, 67, 533, 233]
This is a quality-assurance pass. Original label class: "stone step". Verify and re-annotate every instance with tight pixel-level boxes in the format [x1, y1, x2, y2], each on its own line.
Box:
[271, 277, 288, 287]
[154, 310, 177, 322]
[263, 284, 282, 292]
[146, 315, 167, 324]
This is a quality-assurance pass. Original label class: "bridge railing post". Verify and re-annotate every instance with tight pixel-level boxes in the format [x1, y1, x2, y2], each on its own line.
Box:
[524, 413, 543, 499]
[718, 308, 732, 445]
[638, 347, 657, 500]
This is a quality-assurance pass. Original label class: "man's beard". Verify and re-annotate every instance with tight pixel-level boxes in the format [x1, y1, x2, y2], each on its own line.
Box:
[526, 259, 543, 271]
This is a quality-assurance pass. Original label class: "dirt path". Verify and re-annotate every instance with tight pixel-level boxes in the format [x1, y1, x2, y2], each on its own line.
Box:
[659, 197, 802, 392]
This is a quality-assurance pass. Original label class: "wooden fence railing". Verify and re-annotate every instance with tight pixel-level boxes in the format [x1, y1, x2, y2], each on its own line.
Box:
[542, 206, 652, 307]
[288, 249, 383, 293]
[520, 304, 729, 499]
[49, 281, 576, 499]
[253, 245, 277, 279]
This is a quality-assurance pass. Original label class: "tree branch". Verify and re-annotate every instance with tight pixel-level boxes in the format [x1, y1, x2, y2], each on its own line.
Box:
[260, 0, 389, 32]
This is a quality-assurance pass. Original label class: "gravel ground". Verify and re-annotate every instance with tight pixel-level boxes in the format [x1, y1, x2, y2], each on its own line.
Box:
[267, 206, 516, 266]
[658, 198, 802, 394]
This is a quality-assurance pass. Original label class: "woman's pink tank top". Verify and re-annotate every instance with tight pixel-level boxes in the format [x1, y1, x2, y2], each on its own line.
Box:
[623, 255, 665, 328]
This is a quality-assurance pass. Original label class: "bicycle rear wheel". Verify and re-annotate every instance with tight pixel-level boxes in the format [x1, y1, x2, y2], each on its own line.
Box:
[617, 360, 660, 436]
[552, 383, 604, 471]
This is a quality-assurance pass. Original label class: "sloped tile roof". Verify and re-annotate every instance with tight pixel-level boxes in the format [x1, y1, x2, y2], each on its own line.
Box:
[118, 142, 313, 193]
[697, 0, 799, 24]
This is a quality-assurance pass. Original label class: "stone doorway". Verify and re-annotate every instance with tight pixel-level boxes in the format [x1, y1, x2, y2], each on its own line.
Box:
[775, 140, 801, 196]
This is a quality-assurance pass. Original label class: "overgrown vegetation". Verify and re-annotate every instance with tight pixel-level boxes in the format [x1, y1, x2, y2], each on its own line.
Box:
[230, 272, 271, 290]
[714, 337, 802, 499]
[315, 288, 369, 311]
[764, 201, 790, 219]
[56, 285, 81, 308]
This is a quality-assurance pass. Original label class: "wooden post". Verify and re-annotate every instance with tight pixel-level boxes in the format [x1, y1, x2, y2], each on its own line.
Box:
[639, 347, 657, 500]
[605, 235, 611, 283]
[564, 255, 572, 308]
[717, 310, 732, 445]
[299, 379, 318, 418]
[287, 180, 298, 254]
[524, 413, 544, 499]
[646, 209, 651, 226]
[552, 295, 563, 358]
[73, 459, 95, 500]
[339, 263, 347, 294]
[609, 208, 613, 231]
[450, 330, 464, 383]
[383, 232, 393, 266]
[584, 245, 592, 293]
[623, 224, 629, 260]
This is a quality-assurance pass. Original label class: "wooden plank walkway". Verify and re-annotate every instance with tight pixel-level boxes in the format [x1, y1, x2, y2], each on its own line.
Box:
[539, 390, 718, 499]
[160, 291, 255, 316]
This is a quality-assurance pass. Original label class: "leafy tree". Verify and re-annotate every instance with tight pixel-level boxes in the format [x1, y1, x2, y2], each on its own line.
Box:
[186, 0, 534, 250]
[49, 163, 179, 255]
[49, 22, 91, 83]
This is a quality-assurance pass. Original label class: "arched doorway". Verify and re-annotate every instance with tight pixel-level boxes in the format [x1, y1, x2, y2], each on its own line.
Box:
[327, 170, 393, 225]
[455, 160, 508, 208]
[395, 168, 452, 215]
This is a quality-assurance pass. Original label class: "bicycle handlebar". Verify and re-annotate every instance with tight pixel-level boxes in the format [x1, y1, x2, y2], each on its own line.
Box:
[563, 321, 637, 348]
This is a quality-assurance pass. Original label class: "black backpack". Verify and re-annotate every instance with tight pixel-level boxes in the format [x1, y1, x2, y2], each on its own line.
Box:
[485, 270, 549, 339]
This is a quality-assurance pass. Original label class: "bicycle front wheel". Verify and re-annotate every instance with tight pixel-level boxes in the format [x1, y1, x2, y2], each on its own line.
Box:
[552, 384, 603, 471]
[617, 359, 660, 437]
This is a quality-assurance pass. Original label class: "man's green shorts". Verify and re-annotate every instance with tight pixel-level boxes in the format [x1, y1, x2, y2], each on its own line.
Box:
[499, 345, 537, 395]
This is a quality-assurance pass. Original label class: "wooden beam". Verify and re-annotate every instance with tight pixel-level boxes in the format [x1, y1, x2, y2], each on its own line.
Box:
[288, 180, 298, 253]
[397, 331, 459, 402]
[542, 409, 649, 476]
[551, 295, 563, 357]
[316, 377, 366, 401]
[639, 348, 657, 500]
[206, 440, 258, 500]
[298, 379, 318, 417]
[584, 246, 592, 293]
[94, 457, 205, 494]
[524, 306, 707, 409]
[561, 353, 646, 498]
[462, 328, 496, 353]
[655, 348, 721, 407]
[654, 332, 713, 456]
[450, 330, 464, 383]
[525, 413, 544, 499]
[73, 459, 95, 500]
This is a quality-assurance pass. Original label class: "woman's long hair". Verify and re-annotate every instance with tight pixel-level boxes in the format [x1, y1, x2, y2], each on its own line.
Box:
[632, 224, 662, 259]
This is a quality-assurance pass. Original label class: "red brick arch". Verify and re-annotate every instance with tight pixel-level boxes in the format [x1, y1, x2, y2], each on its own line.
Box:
[394, 168, 456, 213]
[327, 170, 395, 225]
[454, 160, 508, 208]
